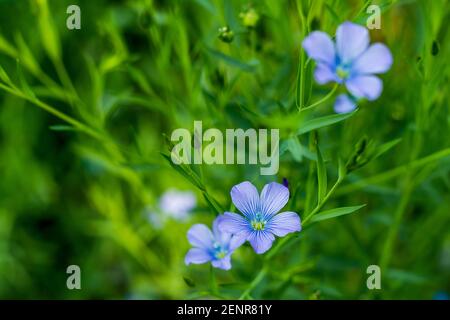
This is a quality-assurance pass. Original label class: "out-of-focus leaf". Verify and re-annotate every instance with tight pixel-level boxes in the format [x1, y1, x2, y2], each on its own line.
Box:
[34, 0, 61, 60]
[207, 48, 259, 72]
[316, 144, 327, 202]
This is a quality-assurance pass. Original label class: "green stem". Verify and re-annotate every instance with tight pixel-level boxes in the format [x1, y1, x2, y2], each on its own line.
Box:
[336, 148, 450, 195]
[0, 83, 103, 141]
[300, 84, 338, 112]
[238, 266, 267, 300]
[303, 174, 344, 224]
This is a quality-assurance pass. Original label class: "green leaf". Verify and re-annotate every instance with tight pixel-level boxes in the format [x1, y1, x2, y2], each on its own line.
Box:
[311, 205, 366, 223]
[16, 60, 35, 98]
[0, 64, 11, 84]
[183, 276, 196, 288]
[49, 125, 77, 131]
[207, 48, 258, 72]
[316, 144, 327, 202]
[338, 158, 347, 181]
[288, 137, 303, 162]
[297, 110, 357, 135]
[303, 60, 313, 106]
[373, 138, 402, 159]
[324, 3, 340, 24]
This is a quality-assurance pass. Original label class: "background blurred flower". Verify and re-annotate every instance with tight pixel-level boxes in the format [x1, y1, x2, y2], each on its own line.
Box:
[159, 189, 196, 220]
[185, 216, 238, 270]
[219, 181, 301, 254]
[302, 21, 393, 113]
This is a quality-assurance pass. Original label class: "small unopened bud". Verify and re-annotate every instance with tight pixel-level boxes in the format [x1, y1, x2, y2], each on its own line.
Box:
[218, 26, 234, 43]
[346, 136, 375, 173]
[239, 8, 260, 28]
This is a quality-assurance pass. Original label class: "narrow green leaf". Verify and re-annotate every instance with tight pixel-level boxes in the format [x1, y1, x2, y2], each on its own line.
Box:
[0, 64, 11, 84]
[373, 138, 402, 159]
[207, 48, 258, 72]
[16, 60, 35, 98]
[183, 276, 196, 288]
[49, 125, 77, 131]
[338, 158, 347, 181]
[324, 3, 340, 24]
[303, 60, 313, 106]
[316, 144, 327, 202]
[311, 205, 366, 223]
[297, 110, 357, 135]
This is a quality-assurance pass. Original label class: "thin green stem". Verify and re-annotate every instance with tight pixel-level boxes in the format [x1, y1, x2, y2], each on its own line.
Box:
[0, 83, 103, 141]
[238, 266, 267, 300]
[303, 175, 344, 224]
[336, 148, 450, 195]
[300, 84, 338, 112]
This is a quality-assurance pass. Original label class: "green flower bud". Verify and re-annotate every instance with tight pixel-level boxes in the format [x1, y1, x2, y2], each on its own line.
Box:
[218, 26, 234, 43]
[239, 8, 260, 28]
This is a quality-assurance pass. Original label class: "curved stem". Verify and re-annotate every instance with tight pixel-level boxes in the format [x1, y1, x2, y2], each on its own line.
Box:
[300, 84, 338, 112]
[238, 266, 267, 300]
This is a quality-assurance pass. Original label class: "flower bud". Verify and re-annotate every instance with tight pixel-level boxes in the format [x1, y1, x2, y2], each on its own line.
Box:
[218, 26, 234, 43]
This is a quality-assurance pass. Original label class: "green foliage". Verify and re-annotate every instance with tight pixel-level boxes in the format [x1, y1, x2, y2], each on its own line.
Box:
[0, 0, 448, 300]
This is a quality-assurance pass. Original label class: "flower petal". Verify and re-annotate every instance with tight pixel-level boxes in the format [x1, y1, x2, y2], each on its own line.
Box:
[336, 21, 369, 63]
[248, 231, 275, 254]
[352, 43, 393, 75]
[260, 182, 289, 218]
[213, 215, 231, 245]
[218, 212, 249, 234]
[267, 211, 301, 237]
[345, 75, 383, 101]
[185, 248, 211, 265]
[212, 255, 232, 270]
[302, 31, 336, 65]
[314, 63, 337, 84]
[230, 181, 260, 218]
[187, 224, 214, 249]
[334, 94, 357, 113]
[229, 230, 251, 251]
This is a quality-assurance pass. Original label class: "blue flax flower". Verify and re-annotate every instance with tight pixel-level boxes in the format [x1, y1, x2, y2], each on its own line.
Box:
[185, 215, 238, 270]
[302, 21, 393, 113]
[218, 181, 301, 254]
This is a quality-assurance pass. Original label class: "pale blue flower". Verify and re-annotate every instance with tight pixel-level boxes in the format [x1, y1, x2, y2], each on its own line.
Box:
[185, 216, 238, 270]
[302, 21, 393, 113]
[218, 181, 301, 254]
[159, 189, 196, 220]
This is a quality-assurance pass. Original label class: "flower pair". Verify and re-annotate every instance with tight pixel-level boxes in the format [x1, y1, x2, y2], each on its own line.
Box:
[185, 181, 301, 270]
[302, 21, 393, 113]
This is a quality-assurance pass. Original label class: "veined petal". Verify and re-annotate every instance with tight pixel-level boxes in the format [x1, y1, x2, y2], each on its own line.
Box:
[314, 63, 337, 84]
[345, 75, 383, 101]
[260, 182, 289, 218]
[267, 211, 301, 237]
[302, 31, 336, 65]
[187, 224, 214, 249]
[213, 215, 232, 245]
[185, 248, 211, 265]
[230, 181, 260, 218]
[229, 230, 251, 251]
[336, 21, 369, 63]
[352, 43, 393, 75]
[334, 94, 357, 113]
[212, 255, 232, 270]
[218, 212, 249, 234]
[248, 231, 275, 254]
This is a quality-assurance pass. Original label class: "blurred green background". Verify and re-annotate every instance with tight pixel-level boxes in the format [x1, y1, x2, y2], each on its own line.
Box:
[0, 0, 449, 299]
